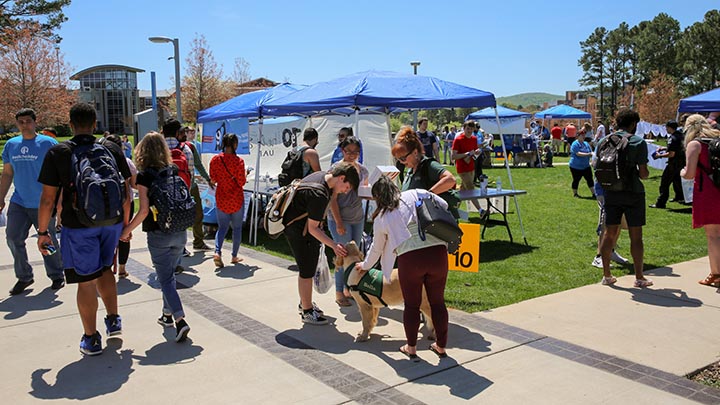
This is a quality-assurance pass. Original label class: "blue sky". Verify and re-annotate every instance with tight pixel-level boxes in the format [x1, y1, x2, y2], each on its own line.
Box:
[57, 0, 714, 97]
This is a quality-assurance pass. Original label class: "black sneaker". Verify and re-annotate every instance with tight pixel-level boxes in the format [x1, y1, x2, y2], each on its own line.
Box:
[51, 279, 65, 291]
[9, 279, 34, 295]
[301, 309, 328, 325]
[174, 266, 185, 275]
[193, 244, 213, 251]
[175, 319, 190, 342]
[157, 313, 173, 327]
[183, 248, 191, 257]
[297, 302, 323, 316]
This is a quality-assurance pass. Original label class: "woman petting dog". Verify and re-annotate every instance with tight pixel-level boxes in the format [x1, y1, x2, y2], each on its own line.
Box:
[355, 175, 450, 359]
[327, 136, 369, 307]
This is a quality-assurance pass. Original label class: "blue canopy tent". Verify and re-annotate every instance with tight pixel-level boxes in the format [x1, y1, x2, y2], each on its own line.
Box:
[678, 87, 720, 113]
[467, 105, 532, 120]
[265, 70, 527, 244]
[197, 83, 306, 244]
[533, 104, 592, 120]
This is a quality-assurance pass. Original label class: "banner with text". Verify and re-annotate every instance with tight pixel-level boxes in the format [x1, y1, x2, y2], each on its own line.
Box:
[201, 118, 250, 154]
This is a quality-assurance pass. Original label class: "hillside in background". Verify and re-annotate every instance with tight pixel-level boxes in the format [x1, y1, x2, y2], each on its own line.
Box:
[496, 92, 564, 108]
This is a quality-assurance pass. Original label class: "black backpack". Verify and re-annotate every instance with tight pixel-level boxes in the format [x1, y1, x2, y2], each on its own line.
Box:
[277, 145, 309, 187]
[68, 139, 126, 227]
[595, 132, 632, 192]
[147, 166, 196, 233]
[698, 137, 720, 190]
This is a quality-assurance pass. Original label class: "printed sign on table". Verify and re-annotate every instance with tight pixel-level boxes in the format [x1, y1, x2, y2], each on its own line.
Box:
[448, 223, 481, 272]
[201, 118, 250, 154]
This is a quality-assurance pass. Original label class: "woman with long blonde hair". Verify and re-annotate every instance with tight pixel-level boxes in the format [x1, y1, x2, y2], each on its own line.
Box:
[680, 115, 720, 287]
[120, 132, 191, 343]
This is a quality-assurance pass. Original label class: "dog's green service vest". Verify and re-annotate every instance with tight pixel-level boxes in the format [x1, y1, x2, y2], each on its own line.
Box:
[343, 262, 387, 306]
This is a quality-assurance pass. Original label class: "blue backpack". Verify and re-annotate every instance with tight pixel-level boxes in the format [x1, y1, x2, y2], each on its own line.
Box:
[68, 139, 126, 227]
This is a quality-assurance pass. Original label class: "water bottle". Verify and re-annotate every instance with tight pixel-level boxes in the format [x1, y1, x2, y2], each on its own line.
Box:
[496, 177, 502, 192]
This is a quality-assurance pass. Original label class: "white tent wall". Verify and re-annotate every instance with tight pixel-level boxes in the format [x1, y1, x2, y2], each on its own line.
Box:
[200, 113, 392, 189]
[476, 117, 527, 135]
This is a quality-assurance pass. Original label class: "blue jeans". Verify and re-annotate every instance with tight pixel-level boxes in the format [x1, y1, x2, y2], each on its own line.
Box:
[215, 207, 244, 257]
[327, 219, 363, 292]
[6, 202, 63, 282]
[147, 230, 186, 319]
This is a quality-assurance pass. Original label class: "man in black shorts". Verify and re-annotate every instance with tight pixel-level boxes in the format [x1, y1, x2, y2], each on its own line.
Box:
[36, 103, 132, 355]
[598, 109, 652, 288]
[282, 162, 359, 325]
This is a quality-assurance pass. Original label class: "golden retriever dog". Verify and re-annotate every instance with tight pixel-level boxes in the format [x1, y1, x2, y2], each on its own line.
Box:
[338, 241, 434, 342]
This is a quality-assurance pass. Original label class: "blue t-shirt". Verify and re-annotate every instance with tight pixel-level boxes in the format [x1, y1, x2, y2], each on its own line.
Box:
[1, 134, 58, 208]
[569, 140, 592, 170]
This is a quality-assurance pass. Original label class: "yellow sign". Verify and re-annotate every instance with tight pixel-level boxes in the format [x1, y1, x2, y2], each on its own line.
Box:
[448, 223, 480, 272]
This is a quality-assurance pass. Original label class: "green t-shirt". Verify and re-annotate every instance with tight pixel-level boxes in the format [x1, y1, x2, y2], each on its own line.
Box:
[401, 157, 447, 192]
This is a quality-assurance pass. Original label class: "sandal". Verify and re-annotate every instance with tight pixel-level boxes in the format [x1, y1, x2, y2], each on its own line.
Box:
[429, 343, 448, 358]
[213, 255, 224, 268]
[335, 297, 352, 307]
[601, 276, 617, 286]
[399, 345, 419, 361]
[633, 278, 653, 288]
[117, 265, 128, 279]
[699, 273, 720, 287]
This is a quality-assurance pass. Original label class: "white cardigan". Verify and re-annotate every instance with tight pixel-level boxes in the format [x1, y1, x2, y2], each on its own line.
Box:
[360, 189, 448, 281]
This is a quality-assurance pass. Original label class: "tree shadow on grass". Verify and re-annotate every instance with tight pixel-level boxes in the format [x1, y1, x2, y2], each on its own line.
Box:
[478, 240, 538, 263]
[30, 339, 134, 400]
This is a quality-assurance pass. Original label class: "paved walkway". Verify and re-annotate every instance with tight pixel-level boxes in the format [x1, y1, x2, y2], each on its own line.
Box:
[1, 230, 719, 404]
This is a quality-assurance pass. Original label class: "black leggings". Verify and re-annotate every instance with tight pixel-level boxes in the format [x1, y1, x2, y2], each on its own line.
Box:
[118, 200, 134, 265]
[570, 167, 594, 191]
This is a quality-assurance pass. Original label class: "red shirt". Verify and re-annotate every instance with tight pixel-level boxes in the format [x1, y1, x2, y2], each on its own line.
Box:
[452, 133, 478, 174]
[565, 124, 577, 139]
[551, 126, 562, 140]
[210, 153, 246, 214]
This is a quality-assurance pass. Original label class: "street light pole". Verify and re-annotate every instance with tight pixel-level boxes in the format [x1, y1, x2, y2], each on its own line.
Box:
[149, 36, 182, 123]
[410, 61, 421, 130]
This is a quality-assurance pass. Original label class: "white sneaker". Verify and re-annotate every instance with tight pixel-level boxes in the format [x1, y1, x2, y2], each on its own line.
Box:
[301, 309, 328, 325]
[591, 255, 603, 268]
[611, 250, 629, 265]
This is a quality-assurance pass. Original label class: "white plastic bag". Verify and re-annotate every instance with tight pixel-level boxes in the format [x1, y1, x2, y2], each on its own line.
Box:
[313, 245, 332, 294]
[0, 210, 6, 227]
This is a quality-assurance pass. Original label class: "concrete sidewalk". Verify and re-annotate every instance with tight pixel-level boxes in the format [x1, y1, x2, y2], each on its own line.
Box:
[1, 230, 719, 404]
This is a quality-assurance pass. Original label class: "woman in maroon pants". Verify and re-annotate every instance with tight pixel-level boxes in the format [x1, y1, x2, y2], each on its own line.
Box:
[356, 175, 450, 359]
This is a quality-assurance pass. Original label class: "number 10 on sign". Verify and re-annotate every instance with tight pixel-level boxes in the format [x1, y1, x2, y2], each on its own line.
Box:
[448, 223, 480, 272]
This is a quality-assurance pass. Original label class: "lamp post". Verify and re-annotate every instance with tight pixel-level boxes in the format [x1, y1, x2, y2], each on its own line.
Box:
[149, 36, 182, 123]
[410, 61, 421, 129]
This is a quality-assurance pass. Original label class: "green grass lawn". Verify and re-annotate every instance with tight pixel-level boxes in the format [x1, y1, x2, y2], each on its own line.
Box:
[244, 159, 705, 313]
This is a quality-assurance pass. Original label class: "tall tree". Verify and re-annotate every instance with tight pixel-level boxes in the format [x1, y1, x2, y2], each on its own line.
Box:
[677, 10, 720, 95]
[0, 0, 71, 44]
[636, 72, 679, 125]
[181, 34, 228, 123]
[605, 22, 632, 116]
[633, 13, 681, 86]
[578, 27, 607, 119]
[0, 26, 76, 129]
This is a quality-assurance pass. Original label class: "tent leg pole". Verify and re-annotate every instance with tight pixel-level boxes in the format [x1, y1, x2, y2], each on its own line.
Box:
[495, 108, 528, 245]
[251, 119, 264, 246]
